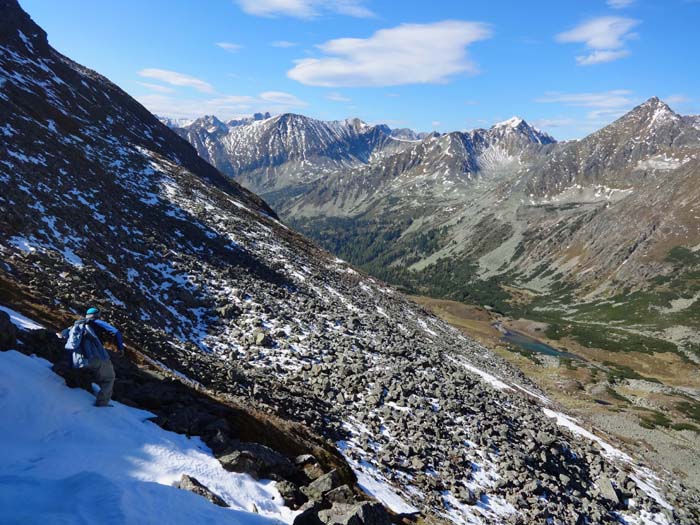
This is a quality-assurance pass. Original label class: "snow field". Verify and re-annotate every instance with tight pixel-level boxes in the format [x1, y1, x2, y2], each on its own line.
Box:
[0, 350, 296, 525]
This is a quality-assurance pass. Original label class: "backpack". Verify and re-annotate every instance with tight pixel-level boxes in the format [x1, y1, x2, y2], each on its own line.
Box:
[64, 320, 87, 351]
[65, 320, 89, 368]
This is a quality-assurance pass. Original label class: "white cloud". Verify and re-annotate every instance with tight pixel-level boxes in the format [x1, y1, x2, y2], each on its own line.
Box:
[536, 90, 637, 121]
[532, 117, 577, 128]
[607, 0, 635, 8]
[258, 91, 307, 106]
[431, 121, 442, 128]
[136, 82, 175, 94]
[556, 16, 639, 65]
[557, 17, 638, 49]
[287, 21, 492, 87]
[665, 94, 690, 105]
[236, 0, 373, 19]
[216, 42, 242, 53]
[536, 90, 634, 108]
[271, 40, 298, 48]
[138, 68, 214, 93]
[137, 90, 307, 119]
[325, 91, 351, 102]
[576, 49, 629, 65]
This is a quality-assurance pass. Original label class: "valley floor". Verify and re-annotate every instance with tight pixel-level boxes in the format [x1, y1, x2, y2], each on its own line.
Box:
[410, 295, 700, 491]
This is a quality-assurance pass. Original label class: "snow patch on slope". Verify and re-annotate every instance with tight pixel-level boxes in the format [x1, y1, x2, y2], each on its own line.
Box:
[0, 350, 295, 525]
[0, 304, 45, 331]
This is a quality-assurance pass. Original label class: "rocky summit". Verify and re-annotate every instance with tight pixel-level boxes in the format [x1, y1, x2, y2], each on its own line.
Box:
[1, 1, 700, 524]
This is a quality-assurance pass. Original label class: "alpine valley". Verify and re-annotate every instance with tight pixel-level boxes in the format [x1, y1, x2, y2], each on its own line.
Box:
[2, 1, 700, 524]
[165, 91, 700, 494]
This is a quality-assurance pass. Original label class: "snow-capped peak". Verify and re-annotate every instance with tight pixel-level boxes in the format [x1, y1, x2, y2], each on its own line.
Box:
[493, 116, 525, 129]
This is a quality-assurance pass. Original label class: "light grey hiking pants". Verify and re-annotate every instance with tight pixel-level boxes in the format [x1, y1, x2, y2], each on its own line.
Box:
[86, 358, 115, 406]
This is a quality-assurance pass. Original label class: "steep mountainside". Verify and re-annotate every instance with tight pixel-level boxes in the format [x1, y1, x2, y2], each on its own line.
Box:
[2, 1, 699, 523]
[524, 98, 700, 197]
[276, 101, 699, 320]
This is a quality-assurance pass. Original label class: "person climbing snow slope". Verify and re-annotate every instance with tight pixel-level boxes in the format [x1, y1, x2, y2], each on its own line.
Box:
[57, 307, 124, 407]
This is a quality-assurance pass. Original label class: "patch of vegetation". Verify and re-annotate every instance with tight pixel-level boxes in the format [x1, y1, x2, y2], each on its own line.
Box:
[671, 422, 700, 433]
[503, 343, 539, 363]
[638, 409, 673, 430]
[603, 361, 661, 384]
[676, 401, 700, 423]
[665, 246, 700, 266]
[560, 357, 577, 371]
[605, 387, 631, 404]
[544, 321, 679, 356]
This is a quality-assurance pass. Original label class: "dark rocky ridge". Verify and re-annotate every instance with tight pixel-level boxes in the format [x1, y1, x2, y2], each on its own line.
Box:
[1, 1, 699, 523]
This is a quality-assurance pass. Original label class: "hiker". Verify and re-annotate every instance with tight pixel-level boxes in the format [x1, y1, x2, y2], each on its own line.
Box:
[56, 307, 124, 407]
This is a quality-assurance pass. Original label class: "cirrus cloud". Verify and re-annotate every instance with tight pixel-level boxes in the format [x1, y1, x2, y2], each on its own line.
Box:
[236, 0, 373, 19]
[287, 21, 492, 87]
[556, 16, 639, 65]
[325, 91, 351, 102]
[216, 42, 242, 53]
[575, 49, 630, 65]
[137, 90, 307, 120]
[138, 68, 214, 93]
[271, 40, 298, 48]
[607, 0, 635, 8]
[536, 89, 638, 120]
[137, 82, 176, 94]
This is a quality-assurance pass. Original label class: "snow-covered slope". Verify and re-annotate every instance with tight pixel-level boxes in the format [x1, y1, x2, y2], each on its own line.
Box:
[0, 350, 293, 525]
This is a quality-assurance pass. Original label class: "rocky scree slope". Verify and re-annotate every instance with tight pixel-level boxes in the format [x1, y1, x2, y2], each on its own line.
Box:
[1, 1, 699, 523]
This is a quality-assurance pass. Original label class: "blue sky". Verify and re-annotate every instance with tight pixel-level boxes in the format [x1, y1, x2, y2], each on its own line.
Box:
[21, 0, 700, 139]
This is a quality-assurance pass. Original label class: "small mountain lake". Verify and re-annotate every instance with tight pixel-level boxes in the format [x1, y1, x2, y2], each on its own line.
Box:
[499, 328, 585, 361]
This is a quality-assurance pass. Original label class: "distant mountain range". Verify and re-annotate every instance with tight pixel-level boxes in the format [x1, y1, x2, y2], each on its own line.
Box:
[161, 113, 430, 199]
[166, 101, 700, 362]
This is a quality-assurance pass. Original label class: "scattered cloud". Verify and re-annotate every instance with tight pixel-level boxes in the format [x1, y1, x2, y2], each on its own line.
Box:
[607, 0, 635, 7]
[288, 21, 492, 87]
[258, 91, 307, 105]
[137, 90, 307, 119]
[235, 0, 373, 19]
[137, 82, 176, 94]
[536, 90, 634, 108]
[556, 17, 639, 65]
[216, 42, 242, 53]
[532, 117, 577, 128]
[325, 91, 351, 102]
[138, 68, 214, 93]
[385, 93, 400, 98]
[271, 40, 298, 48]
[575, 49, 629, 65]
[431, 121, 442, 128]
[536, 89, 637, 121]
[665, 94, 690, 105]
[464, 100, 479, 106]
